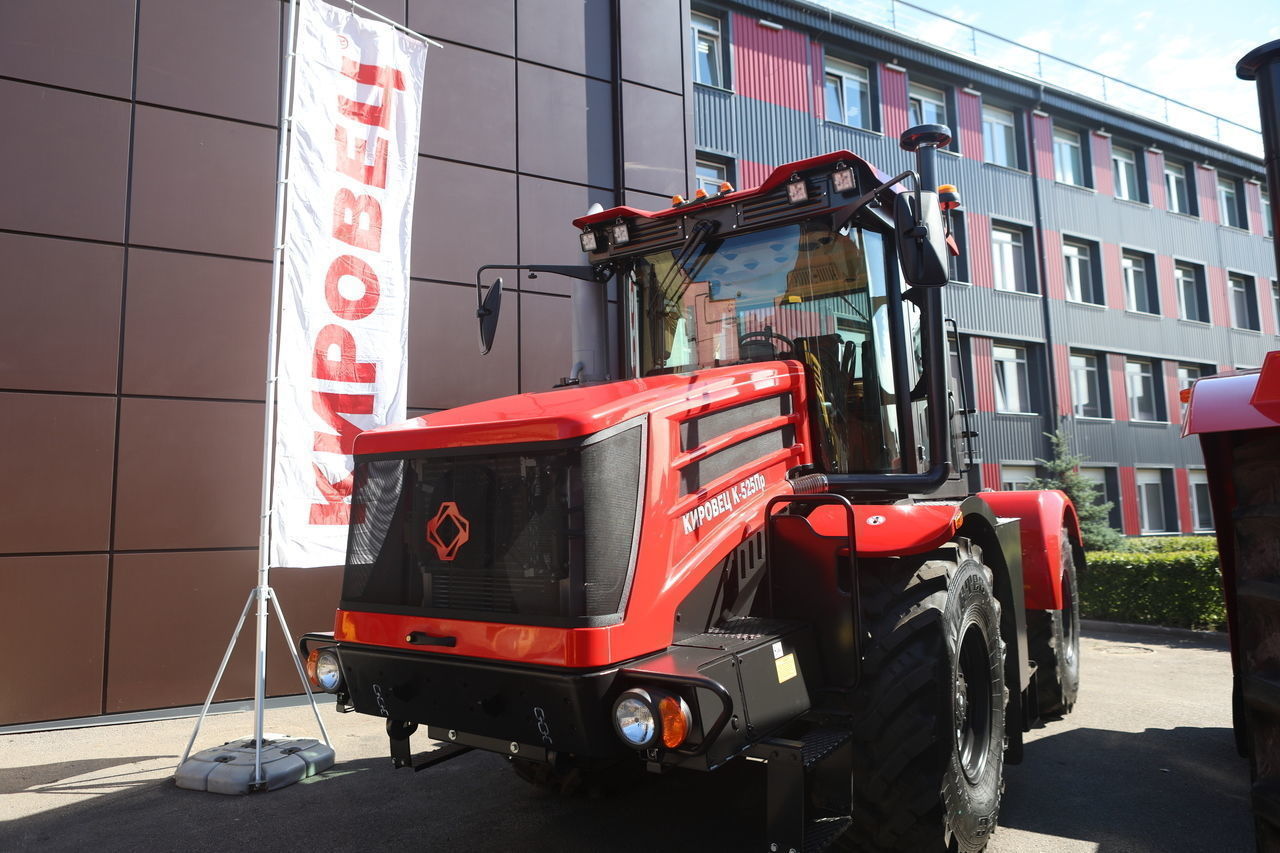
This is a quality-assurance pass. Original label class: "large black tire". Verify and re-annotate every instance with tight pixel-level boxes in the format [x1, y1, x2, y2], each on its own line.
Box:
[1026, 532, 1080, 718]
[837, 540, 1006, 853]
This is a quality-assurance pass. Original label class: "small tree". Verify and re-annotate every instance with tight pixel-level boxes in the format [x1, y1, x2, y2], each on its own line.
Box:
[1029, 429, 1124, 552]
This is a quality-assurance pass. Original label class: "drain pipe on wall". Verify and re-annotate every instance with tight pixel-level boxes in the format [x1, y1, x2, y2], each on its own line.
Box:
[1028, 84, 1064, 444]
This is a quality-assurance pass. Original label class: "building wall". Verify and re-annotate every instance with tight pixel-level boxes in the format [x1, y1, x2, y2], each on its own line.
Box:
[0, 0, 692, 726]
[691, 0, 1277, 535]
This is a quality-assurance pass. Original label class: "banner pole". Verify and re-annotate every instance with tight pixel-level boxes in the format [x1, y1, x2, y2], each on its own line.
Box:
[251, 0, 304, 786]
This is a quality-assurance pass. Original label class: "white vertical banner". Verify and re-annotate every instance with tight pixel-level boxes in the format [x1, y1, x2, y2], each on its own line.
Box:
[271, 0, 428, 568]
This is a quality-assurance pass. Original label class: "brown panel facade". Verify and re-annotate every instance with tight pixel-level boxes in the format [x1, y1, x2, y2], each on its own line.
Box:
[408, 0, 515, 55]
[0, 554, 109, 724]
[106, 551, 344, 712]
[0, 393, 116, 555]
[419, 44, 517, 170]
[0, 80, 131, 243]
[623, 82, 688, 196]
[519, 291, 573, 392]
[0, 0, 136, 98]
[410, 157, 518, 284]
[517, 175, 615, 295]
[517, 62, 615, 188]
[135, 0, 281, 127]
[620, 0, 686, 94]
[114, 398, 263, 551]
[517, 0, 613, 79]
[0, 233, 124, 394]
[122, 249, 271, 401]
[407, 279, 520, 409]
[129, 106, 276, 260]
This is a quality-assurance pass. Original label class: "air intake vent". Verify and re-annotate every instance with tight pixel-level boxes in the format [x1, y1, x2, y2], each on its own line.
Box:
[739, 177, 825, 226]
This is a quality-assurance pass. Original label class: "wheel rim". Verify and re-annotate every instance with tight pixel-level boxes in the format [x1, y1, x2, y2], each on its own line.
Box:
[955, 621, 993, 783]
[1062, 569, 1078, 669]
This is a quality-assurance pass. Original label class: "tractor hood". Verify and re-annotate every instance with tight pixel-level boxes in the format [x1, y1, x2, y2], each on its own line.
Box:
[1183, 351, 1280, 436]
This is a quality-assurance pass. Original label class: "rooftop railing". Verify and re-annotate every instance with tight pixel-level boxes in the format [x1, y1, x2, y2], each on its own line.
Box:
[810, 0, 1264, 157]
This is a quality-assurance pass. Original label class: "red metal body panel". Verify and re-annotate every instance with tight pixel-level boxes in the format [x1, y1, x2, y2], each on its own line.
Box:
[956, 89, 982, 161]
[1175, 467, 1194, 532]
[878, 64, 908, 142]
[1183, 353, 1280, 436]
[339, 361, 815, 668]
[731, 11, 810, 112]
[1119, 467, 1140, 535]
[975, 489, 1081, 610]
[804, 503, 962, 557]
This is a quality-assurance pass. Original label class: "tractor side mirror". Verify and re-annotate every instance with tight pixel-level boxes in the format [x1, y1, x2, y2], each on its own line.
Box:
[894, 190, 949, 287]
[477, 276, 503, 354]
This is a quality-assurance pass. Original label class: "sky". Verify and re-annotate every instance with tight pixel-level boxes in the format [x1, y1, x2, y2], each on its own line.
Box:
[891, 0, 1280, 135]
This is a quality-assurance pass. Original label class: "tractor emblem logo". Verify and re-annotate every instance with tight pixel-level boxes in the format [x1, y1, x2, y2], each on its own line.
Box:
[426, 501, 470, 561]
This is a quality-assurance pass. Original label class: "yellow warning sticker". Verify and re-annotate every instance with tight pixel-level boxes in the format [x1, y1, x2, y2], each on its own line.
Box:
[775, 652, 797, 683]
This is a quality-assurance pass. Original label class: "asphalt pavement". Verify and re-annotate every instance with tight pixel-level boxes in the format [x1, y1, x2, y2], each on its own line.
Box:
[0, 623, 1253, 852]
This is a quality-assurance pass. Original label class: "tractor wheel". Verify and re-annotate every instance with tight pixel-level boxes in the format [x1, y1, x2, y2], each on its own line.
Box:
[1026, 532, 1081, 718]
[837, 540, 1006, 853]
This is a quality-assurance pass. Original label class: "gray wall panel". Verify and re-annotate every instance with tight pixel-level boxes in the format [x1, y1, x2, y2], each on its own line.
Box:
[946, 286, 1046, 341]
[972, 412, 1047, 464]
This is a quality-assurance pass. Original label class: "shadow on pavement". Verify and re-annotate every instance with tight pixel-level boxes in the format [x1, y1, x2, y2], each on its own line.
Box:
[1000, 724, 1253, 852]
[1, 750, 763, 853]
[0, 756, 173, 796]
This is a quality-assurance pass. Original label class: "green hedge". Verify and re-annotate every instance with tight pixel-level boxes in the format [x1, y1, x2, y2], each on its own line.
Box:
[1079, 550, 1226, 630]
[1109, 535, 1218, 554]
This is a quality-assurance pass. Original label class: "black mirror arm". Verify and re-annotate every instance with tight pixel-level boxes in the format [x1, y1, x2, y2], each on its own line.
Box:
[475, 263, 613, 289]
[833, 170, 916, 230]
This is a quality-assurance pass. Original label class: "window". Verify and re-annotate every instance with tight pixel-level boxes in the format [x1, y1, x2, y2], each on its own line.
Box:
[695, 159, 728, 197]
[1230, 273, 1260, 330]
[991, 224, 1030, 292]
[1175, 262, 1209, 323]
[1080, 467, 1121, 528]
[1126, 359, 1160, 421]
[1177, 363, 1203, 418]
[1000, 465, 1037, 491]
[1112, 145, 1141, 201]
[1165, 161, 1192, 214]
[982, 105, 1018, 168]
[691, 12, 724, 88]
[1189, 469, 1213, 531]
[1273, 281, 1280, 332]
[1070, 351, 1107, 418]
[824, 58, 872, 129]
[1063, 238, 1101, 304]
[1263, 189, 1273, 238]
[1136, 469, 1171, 533]
[1053, 126, 1085, 186]
[1122, 251, 1157, 314]
[908, 82, 947, 128]
[1218, 176, 1245, 228]
[994, 344, 1031, 413]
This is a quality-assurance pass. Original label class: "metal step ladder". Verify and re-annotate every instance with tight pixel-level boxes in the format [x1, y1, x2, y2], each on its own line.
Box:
[751, 727, 855, 853]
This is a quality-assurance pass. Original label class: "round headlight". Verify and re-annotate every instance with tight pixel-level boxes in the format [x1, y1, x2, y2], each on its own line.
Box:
[315, 649, 342, 693]
[613, 690, 657, 748]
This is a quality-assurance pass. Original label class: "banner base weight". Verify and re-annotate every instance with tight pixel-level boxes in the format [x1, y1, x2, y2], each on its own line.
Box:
[175, 735, 335, 794]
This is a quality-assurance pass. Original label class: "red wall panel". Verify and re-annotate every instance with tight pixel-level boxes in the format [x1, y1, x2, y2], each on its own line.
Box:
[967, 212, 992, 288]
[739, 159, 773, 190]
[731, 12, 810, 112]
[1195, 164, 1219, 224]
[957, 89, 982, 161]
[810, 41, 825, 121]
[1246, 180, 1265, 236]
[1119, 466, 1140, 535]
[1207, 266, 1230, 327]
[1031, 112, 1054, 179]
[1102, 242, 1124, 310]
[1146, 148, 1166, 210]
[1156, 254, 1179, 319]
[1108, 353, 1130, 421]
[1163, 360, 1183, 426]
[1091, 132, 1113, 196]
[1041, 229, 1065, 300]
[1174, 467, 1193, 533]
[880, 63, 908, 142]
[972, 336, 996, 412]
[981, 462, 1001, 491]
[1262, 282, 1277, 336]
[1054, 343, 1072, 417]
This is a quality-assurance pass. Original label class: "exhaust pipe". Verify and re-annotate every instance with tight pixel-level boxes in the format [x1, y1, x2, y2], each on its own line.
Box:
[1238, 40, 1280, 272]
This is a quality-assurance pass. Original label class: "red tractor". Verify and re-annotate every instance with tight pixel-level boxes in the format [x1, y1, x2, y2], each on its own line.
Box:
[301, 125, 1082, 852]
[1182, 40, 1280, 852]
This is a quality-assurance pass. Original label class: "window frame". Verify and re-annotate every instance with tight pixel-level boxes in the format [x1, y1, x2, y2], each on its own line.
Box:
[1188, 469, 1213, 532]
[694, 157, 730, 197]
[982, 104, 1019, 169]
[1175, 261, 1210, 323]
[1062, 237, 1102, 305]
[993, 343, 1033, 414]
[1121, 250, 1158, 314]
[1070, 350, 1109, 419]
[908, 82, 949, 132]
[999, 464, 1037, 491]
[1263, 188, 1273, 238]
[1136, 468, 1171, 534]
[823, 56, 873, 130]
[1218, 175, 1245, 229]
[691, 11, 726, 89]
[1053, 125, 1086, 186]
[991, 222, 1033, 293]
[1125, 358, 1162, 422]
[1164, 160, 1193, 215]
[1112, 144, 1142, 201]
[1229, 272, 1260, 331]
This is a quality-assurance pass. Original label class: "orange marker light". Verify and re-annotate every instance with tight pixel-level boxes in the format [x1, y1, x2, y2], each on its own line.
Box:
[1180, 387, 1193, 403]
[938, 183, 961, 211]
[718, 181, 734, 193]
[671, 194, 685, 206]
[304, 649, 321, 688]
[658, 695, 691, 748]
[694, 188, 709, 199]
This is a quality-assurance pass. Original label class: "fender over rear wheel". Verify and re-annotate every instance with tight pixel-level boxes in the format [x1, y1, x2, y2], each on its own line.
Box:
[836, 540, 1006, 853]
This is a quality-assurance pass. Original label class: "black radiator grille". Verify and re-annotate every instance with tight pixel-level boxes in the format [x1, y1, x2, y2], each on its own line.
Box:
[341, 425, 644, 626]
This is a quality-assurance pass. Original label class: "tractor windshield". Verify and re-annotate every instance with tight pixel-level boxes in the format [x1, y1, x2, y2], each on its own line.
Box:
[624, 220, 928, 475]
